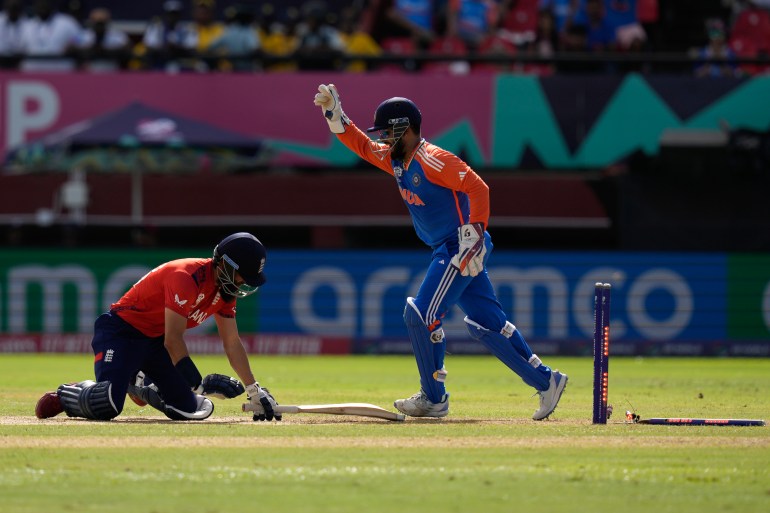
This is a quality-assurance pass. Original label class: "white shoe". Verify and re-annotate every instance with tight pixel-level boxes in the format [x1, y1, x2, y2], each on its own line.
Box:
[394, 390, 449, 418]
[532, 370, 568, 420]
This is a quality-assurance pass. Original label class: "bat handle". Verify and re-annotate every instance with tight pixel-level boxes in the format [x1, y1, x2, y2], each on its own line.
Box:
[242, 403, 295, 414]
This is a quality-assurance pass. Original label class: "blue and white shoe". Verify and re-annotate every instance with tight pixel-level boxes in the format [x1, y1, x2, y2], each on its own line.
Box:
[394, 390, 449, 418]
[533, 370, 568, 420]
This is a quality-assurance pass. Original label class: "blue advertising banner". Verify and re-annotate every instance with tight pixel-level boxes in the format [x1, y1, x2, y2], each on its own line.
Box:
[3, 249, 766, 355]
[259, 250, 728, 343]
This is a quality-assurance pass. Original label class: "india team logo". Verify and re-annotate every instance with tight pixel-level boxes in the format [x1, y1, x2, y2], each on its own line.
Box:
[412, 174, 421, 187]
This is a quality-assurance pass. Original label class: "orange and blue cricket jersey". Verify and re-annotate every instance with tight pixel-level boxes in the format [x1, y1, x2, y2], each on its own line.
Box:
[337, 122, 490, 248]
[336, 121, 505, 329]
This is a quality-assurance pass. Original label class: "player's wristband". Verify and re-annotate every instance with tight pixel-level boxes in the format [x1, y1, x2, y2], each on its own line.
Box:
[175, 356, 202, 389]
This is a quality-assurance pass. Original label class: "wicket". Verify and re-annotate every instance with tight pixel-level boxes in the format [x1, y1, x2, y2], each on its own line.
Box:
[592, 282, 611, 424]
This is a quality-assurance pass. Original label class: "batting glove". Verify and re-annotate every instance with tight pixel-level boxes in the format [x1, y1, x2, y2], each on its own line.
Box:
[450, 222, 486, 277]
[314, 84, 349, 134]
[245, 382, 282, 422]
[194, 373, 245, 399]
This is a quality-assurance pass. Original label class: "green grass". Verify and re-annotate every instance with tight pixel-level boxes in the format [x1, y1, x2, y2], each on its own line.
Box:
[1, 354, 769, 513]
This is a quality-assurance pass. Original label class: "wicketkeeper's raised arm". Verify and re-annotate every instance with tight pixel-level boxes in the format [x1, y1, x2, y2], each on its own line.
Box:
[313, 84, 394, 174]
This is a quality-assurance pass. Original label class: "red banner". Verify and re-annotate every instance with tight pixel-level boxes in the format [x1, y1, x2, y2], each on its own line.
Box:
[0, 71, 495, 161]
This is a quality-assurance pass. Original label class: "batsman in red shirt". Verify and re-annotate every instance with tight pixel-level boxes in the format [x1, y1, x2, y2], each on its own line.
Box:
[35, 232, 281, 422]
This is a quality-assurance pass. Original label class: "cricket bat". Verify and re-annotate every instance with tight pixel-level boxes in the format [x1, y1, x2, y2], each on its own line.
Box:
[242, 402, 406, 421]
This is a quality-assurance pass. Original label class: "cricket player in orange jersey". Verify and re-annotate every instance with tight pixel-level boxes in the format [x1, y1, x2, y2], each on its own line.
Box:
[314, 84, 568, 419]
[35, 233, 281, 422]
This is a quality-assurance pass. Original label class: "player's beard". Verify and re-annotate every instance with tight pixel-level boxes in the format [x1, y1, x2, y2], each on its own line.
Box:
[391, 138, 407, 160]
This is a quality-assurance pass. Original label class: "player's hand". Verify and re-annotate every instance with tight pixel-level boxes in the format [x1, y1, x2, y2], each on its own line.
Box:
[195, 373, 245, 399]
[313, 83, 337, 112]
[245, 382, 282, 421]
[314, 84, 349, 134]
[450, 222, 486, 277]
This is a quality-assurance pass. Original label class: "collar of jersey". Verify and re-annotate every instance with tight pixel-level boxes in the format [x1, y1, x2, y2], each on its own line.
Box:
[402, 139, 426, 169]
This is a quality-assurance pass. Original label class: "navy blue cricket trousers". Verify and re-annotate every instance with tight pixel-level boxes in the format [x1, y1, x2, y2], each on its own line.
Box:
[92, 311, 197, 415]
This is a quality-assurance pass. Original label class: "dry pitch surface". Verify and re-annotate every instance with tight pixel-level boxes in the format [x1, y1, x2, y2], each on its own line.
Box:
[3, 414, 767, 449]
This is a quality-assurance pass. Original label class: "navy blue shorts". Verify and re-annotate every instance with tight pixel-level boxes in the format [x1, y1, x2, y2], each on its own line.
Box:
[92, 312, 196, 414]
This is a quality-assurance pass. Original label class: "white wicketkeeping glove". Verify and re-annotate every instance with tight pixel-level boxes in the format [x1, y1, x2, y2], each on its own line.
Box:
[245, 382, 282, 421]
[314, 84, 349, 134]
[450, 222, 486, 277]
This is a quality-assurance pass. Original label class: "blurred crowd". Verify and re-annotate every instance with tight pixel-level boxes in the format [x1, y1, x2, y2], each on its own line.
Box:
[0, 0, 768, 75]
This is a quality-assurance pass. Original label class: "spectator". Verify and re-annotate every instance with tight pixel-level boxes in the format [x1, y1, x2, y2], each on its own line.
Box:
[636, 0, 659, 49]
[294, 1, 345, 71]
[207, 4, 260, 71]
[446, 0, 500, 51]
[338, 6, 382, 72]
[142, 1, 197, 71]
[540, 0, 587, 34]
[584, 0, 616, 51]
[695, 18, 738, 78]
[191, 0, 225, 55]
[603, 0, 646, 50]
[534, 6, 559, 54]
[0, 0, 28, 68]
[77, 8, 130, 71]
[258, 4, 300, 72]
[19, 0, 82, 71]
[498, 0, 539, 48]
[364, 0, 438, 50]
[520, 6, 557, 74]
[730, 0, 770, 54]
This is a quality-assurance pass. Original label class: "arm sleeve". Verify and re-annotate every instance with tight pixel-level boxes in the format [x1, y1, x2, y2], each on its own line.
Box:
[463, 172, 490, 229]
[422, 148, 490, 228]
[336, 122, 395, 176]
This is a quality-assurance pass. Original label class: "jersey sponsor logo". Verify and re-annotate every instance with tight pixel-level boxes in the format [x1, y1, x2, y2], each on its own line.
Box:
[174, 294, 188, 307]
[212, 291, 221, 306]
[400, 188, 425, 206]
[189, 309, 208, 325]
[393, 165, 403, 178]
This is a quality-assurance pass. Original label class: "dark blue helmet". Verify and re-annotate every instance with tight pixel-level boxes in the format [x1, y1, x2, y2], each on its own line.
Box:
[213, 232, 266, 297]
[366, 97, 421, 160]
[366, 97, 422, 134]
